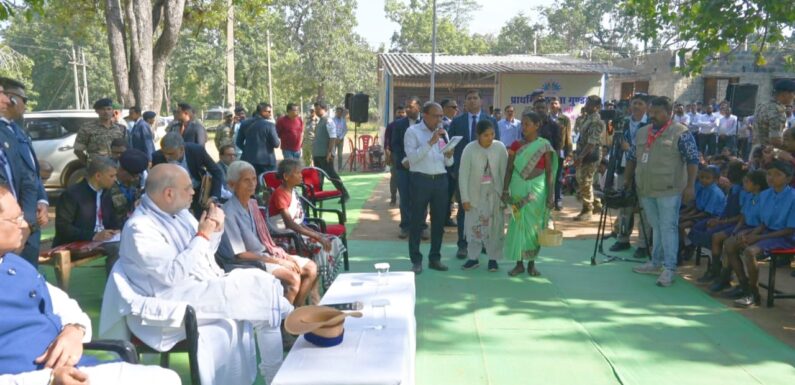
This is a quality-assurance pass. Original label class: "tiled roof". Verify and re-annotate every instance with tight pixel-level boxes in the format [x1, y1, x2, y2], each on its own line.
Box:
[379, 53, 634, 77]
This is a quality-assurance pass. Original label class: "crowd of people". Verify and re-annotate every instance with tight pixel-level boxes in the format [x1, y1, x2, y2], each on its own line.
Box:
[1, 70, 795, 384]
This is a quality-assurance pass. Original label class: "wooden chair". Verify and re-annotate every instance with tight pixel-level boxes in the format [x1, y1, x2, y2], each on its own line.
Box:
[38, 241, 106, 291]
[759, 247, 795, 307]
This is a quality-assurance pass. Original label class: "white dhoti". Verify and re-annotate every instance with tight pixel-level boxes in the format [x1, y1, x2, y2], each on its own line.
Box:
[0, 363, 180, 385]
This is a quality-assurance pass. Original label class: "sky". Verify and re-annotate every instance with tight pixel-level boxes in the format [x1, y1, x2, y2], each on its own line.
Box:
[355, 0, 547, 49]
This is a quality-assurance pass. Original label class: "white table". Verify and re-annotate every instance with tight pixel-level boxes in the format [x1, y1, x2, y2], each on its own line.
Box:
[272, 272, 416, 385]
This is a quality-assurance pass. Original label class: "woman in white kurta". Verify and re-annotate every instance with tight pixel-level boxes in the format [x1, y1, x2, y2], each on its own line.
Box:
[458, 120, 508, 272]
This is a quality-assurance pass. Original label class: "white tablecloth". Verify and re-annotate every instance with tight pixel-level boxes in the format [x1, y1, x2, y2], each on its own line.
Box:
[272, 272, 416, 385]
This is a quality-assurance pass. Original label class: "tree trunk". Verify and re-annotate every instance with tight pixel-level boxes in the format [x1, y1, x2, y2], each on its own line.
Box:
[152, 0, 186, 114]
[126, 0, 154, 110]
[104, 0, 133, 106]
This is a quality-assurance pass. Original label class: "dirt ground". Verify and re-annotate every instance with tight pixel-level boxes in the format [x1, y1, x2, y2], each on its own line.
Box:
[354, 173, 795, 348]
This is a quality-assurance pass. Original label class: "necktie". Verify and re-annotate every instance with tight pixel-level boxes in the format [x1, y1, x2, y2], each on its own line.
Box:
[0, 149, 15, 198]
[471, 114, 477, 142]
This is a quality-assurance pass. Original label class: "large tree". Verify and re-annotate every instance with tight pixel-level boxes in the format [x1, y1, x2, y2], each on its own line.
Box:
[624, 0, 795, 74]
[384, 0, 489, 55]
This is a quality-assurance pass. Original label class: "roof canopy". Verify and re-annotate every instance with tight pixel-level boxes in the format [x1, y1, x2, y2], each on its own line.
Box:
[379, 53, 634, 77]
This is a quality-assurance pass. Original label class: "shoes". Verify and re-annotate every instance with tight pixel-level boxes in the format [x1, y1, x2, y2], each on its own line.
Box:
[455, 247, 468, 259]
[733, 294, 760, 308]
[445, 219, 457, 227]
[389, 199, 396, 207]
[421, 229, 430, 240]
[573, 210, 592, 221]
[461, 260, 480, 270]
[411, 263, 422, 275]
[721, 285, 745, 299]
[697, 268, 719, 284]
[428, 261, 449, 271]
[487, 260, 498, 272]
[633, 247, 649, 259]
[609, 242, 631, 252]
[633, 261, 663, 275]
[398, 228, 409, 239]
[656, 269, 675, 287]
[554, 202, 563, 211]
[508, 262, 525, 277]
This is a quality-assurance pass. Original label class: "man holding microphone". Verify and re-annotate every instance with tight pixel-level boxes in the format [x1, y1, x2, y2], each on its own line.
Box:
[404, 102, 455, 274]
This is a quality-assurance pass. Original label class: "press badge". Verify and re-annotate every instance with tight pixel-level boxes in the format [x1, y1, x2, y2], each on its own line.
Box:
[641, 152, 649, 163]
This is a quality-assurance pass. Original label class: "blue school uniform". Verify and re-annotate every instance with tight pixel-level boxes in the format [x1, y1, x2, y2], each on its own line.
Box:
[688, 184, 744, 247]
[695, 182, 726, 217]
[740, 191, 763, 227]
[753, 186, 795, 251]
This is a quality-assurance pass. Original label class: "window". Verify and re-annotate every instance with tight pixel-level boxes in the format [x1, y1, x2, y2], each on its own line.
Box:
[24, 117, 94, 140]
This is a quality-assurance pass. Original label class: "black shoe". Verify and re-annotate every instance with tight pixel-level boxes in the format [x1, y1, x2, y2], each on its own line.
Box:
[445, 219, 457, 227]
[411, 263, 422, 275]
[455, 247, 468, 260]
[554, 203, 563, 211]
[721, 285, 745, 299]
[429, 261, 449, 271]
[398, 228, 409, 239]
[733, 293, 760, 308]
[389, 199, 396, 207]
[633, 247, 649, 259]
[697, 268, 718, 284]
[461, 260, 479, 270]
[488, 260, 498, 272]
[609, 242, 631, 252]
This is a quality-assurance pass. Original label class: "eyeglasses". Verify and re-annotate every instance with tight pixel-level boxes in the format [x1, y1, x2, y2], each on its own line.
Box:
[446, 105, 459, 110]
[1, 214, 25, 226]
[2, 91, 28, 104]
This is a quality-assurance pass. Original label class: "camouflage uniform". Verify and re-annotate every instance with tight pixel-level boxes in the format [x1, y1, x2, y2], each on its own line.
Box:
[74, 120, 127, 160]
[574, 112, 605, 213]
[214, 122, 235, 151]
[753, 100, 787, 148]
[108, 181, 142, 226]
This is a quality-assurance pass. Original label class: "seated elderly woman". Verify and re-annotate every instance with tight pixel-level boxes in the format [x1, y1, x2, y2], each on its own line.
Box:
[219, 160, 318, 306]
[269, 158, 345, 291]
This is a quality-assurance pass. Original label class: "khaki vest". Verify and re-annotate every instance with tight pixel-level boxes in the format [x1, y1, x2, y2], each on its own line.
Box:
[634, 122, 688, 198]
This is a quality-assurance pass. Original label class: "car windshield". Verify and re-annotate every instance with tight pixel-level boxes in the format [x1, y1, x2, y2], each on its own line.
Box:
[205, 111, 224, 121]
[24, 117, 94, 140]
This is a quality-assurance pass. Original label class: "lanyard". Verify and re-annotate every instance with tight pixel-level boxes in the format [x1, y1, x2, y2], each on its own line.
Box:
[645, 120, 672, 150]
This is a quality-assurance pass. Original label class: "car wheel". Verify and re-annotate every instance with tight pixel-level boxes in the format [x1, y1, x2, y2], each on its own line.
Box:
[65, 167, 87, 187]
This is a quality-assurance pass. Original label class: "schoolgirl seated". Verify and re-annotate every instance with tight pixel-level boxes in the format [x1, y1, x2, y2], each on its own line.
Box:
[678, 165, 726, 261]
[722, 160, 795, 307]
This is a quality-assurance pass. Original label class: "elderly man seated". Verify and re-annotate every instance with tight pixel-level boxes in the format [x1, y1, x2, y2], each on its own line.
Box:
[219, 160, 319, 307]
[0, 184, 180, 385]
[111, 164, 293, 385]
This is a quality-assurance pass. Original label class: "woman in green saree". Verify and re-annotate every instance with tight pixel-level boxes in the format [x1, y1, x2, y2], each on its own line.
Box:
[503, 111, 558, 276]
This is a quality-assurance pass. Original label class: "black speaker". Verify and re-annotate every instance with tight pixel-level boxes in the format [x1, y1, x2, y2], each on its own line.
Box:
[344, 93, 354, 111]
[725, 84, 758, 117]
[350, 93, 369, 123]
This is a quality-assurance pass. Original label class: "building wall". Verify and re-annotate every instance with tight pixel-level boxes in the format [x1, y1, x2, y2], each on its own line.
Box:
[498, 73, 603, 116]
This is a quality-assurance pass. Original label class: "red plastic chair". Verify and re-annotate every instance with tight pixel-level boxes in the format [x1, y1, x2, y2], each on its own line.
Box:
[301, 167, 347, 221]
[259, 171, 281, 192]
[356, 135, 373, 169]
[761, 247, 795, 307]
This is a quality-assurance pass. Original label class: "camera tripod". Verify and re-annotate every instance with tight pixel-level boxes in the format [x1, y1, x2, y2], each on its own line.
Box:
[590, 196, 651, 265]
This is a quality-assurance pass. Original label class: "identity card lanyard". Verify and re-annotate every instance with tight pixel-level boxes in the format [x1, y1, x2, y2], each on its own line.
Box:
[641, 120, 672, 163]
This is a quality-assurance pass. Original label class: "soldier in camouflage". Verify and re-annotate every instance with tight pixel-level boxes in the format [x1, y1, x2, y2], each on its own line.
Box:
[214, 110, 235, 152]
[108, 148, 148, 227]
[573, 96, 606, 221]
[753, 79, 795, 152]
[550, 97, 572, 210]
[74, 98, 127, 163]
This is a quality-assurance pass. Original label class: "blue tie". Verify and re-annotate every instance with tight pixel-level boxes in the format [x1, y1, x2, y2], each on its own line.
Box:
[470, 114, 477, 142]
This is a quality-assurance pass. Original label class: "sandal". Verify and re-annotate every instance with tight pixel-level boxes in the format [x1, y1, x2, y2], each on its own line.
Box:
[527, 262, 541, 276]
[508, 262, 525, 277]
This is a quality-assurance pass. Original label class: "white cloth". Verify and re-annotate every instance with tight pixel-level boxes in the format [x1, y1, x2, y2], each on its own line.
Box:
[787, 115, 795, 129]
[324, 117, 338, 139]
[47, 282, 93, 343]
[717, 114, 738, 136]
[404, 120, 454, 174]
[273, 272, 416, 385]
[109, 197, 294, 384]
[0, 362, 181, 385]
[697, 112, 719, 134]
[497, 118, 521, 144]
[673, 113, 690, 126]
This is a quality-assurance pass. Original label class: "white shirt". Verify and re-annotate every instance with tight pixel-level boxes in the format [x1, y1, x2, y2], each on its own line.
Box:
[497, 118, 521, 144]
[697, 112, 719, 134]
[87, 181, 104, 232]
[324, 116, 337, 139]
[738, 116, 753, 138]
[787, 114, 795, 129]
[717, 114, 738, 136]
[404, 120, 454, 174]
[673, 113, 690, 126]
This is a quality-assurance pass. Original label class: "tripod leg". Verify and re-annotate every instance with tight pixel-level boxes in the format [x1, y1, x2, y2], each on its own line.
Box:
[636, 204, 651, 261]
[591, 205, 609, 265]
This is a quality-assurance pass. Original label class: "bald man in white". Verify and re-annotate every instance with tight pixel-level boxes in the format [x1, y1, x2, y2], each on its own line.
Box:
[105, 164, 292, 385]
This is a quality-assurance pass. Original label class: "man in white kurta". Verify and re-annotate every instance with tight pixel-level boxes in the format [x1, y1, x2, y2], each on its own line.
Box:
[111, 164, 293, 385]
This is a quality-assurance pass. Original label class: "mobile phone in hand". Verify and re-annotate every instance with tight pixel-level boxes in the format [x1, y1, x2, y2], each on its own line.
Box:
[324, 301, 363, 311]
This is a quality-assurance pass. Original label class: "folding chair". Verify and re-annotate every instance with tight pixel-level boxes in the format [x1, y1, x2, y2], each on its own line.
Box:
[759, 247, 795, 307]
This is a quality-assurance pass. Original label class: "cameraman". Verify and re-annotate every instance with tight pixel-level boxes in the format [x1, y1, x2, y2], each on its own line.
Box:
[610, 94, 652, 258]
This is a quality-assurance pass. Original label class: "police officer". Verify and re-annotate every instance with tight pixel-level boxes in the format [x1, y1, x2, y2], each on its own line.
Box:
[573, 96, 606, 221]
[74, 98, 127, 163]
[753, 79, 795, 151]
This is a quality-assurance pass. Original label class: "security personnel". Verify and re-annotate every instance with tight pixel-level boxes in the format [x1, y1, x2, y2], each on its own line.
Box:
[753, 79, 795, 151]
[108, 149, 148, 226]
[573, 96, 606, 221]
[74, 98, 127, 163]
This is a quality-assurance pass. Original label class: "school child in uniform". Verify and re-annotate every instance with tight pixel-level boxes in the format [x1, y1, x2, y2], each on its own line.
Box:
[687, 161, 747, 281]
[678, 165, 726, 262]
[724, 160, 795, 307]
[708, 169, 767, 294]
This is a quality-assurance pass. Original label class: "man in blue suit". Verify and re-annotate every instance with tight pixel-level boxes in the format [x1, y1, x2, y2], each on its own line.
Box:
[237, 102, 281, 177]
[0, 78, 47, 267]
[130, 109, 156, 161]
[391, 97, 428, 240]
[447, 89, 499, 259]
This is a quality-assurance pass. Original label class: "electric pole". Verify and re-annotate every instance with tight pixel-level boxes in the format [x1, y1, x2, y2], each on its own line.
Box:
[226, 0, 235, 109]
[267, 29, 273, 106]
[70, 46, 81, 109]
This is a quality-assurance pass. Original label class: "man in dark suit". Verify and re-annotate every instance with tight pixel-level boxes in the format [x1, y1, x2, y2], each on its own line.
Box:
[447, 89, 499, 258]
[153, 132, 224, 217]
[237, 102, 281, 176]
[54, 156, 122, 272]
[168, 102, 207, 145]
[0, 78, 45, 267]
[130, 110, 157, 161]
[391, 96, 428, 240]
